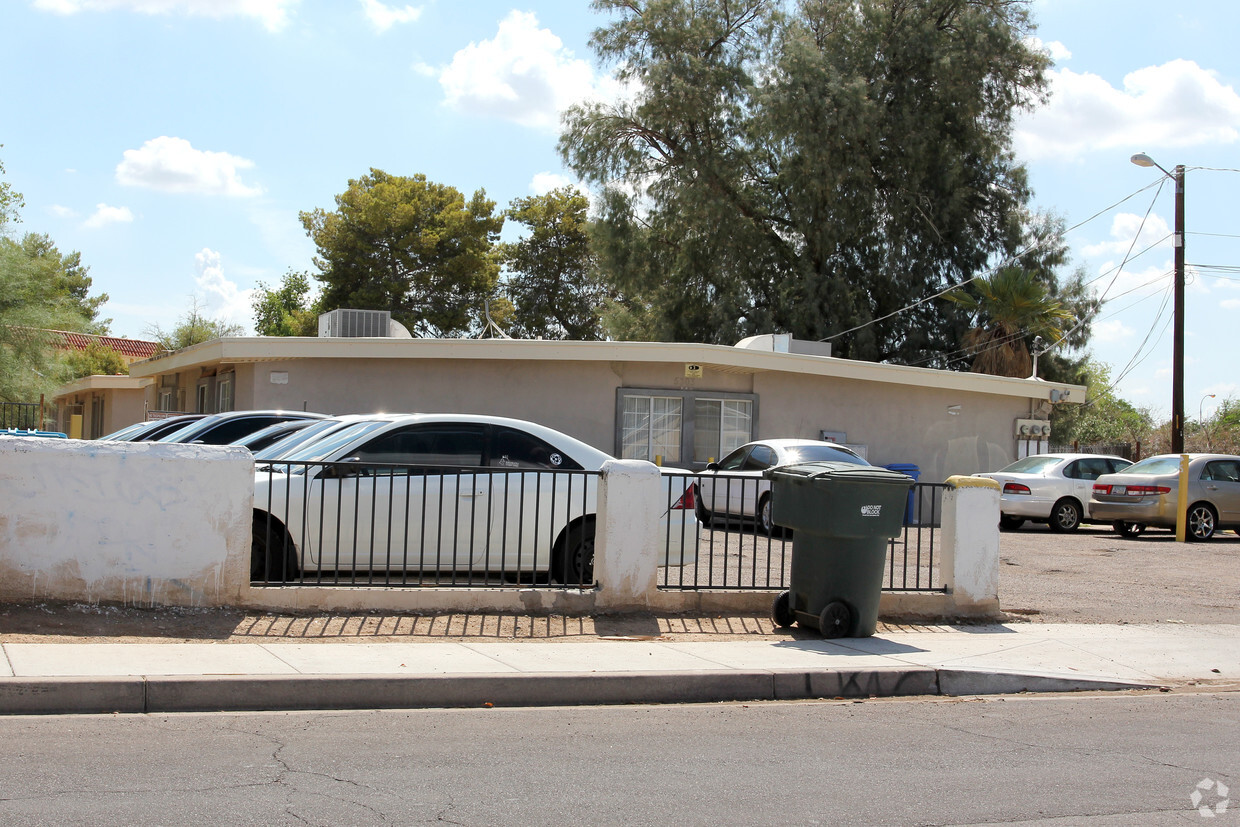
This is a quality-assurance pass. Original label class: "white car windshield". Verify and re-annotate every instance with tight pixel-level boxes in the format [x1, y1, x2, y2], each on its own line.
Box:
[264, 421, 392, 472]
[996, 455, 1062, 474]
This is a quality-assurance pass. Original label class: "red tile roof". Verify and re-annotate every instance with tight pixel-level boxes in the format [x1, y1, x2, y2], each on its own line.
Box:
[50, 330, 163, 361]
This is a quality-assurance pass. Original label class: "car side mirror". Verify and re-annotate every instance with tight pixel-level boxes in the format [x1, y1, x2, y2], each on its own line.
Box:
[705, 462, 719, 471]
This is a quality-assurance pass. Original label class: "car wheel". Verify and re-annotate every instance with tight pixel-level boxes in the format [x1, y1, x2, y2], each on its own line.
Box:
[999, 515, 1025, 531]
[1113, 521, 1144, 539]
[251, 515, 298, 583]
[1049, 498, 1082, 533]
[1186, 503, 1217, 541]
[694, 484, 713, 527]
[758, 494, 774, 536]
[818, 600, 853, 639]
[553, 519, 595, 586]
[771, 591, 795, 628]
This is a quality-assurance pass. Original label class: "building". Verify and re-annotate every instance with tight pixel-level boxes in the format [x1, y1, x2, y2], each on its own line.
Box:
[87, 326, 1082, 480]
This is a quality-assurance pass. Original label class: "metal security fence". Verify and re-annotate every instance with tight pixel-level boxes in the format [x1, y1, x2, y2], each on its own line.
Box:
[252, 461, 604, 588]
[0, 402, 41, 430]
[658, 471, 946, 593]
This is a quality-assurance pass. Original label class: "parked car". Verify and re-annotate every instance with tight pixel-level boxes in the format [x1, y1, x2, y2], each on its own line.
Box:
[694, 439, 869, 534]
[157, 410, 329, 446]
[973, 453, 1133, 532]
[251, 414, 700, 584]
[1089, 453, 1240, 540]
[228, 418, 321, 452]
[99, 414, 206, 442]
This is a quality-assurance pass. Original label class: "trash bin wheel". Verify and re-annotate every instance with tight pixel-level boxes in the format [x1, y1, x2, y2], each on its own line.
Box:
[771, 591, 794, 628]
[818, 601, 853, 639]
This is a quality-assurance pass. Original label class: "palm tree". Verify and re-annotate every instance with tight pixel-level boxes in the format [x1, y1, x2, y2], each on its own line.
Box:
[946, 267, 1076, 377]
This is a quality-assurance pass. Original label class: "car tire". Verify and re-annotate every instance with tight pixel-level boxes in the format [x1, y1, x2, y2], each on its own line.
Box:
[1049, 498, 1082, 533]
[771, 591, 795, 628]
[758, 494, 774, 536]
[1186, 503, 1217, 541]
[818, 600, 853, 639]
[1113, 521, 1144, 539]
[999, 515, 1025, 531]
[553, 519, 596, 586]
[694, 484, 713, 527]
[251, 515, 298, 583]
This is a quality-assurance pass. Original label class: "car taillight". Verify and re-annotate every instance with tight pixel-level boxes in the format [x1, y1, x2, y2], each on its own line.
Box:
[670, 483, 695, 510]
[1093, 484, 1111, 495]
[1002, 482, 1031, 495]
[1127, 485, 1171, 496]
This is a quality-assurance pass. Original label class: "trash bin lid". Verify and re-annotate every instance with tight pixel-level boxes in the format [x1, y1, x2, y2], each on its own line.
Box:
[764, 461, 915, 484]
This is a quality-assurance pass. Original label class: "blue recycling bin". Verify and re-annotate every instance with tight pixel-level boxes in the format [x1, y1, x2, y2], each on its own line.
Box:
[883, 463, 920, 524]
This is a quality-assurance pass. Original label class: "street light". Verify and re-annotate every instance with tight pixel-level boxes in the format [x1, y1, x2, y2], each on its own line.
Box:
[1200, 393, 1216, 450]
[1131, 152, 1186, 453]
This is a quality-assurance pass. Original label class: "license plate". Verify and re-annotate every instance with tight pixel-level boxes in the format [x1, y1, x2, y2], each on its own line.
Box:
[1112, 485, 1126, 495]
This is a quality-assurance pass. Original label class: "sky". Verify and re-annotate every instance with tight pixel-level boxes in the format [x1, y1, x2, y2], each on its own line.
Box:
[1, 0, 1237, 423]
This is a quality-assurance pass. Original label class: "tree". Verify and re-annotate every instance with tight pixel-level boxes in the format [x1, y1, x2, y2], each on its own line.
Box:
[15, 233, 110, 333]
[0, 147, 22, 229]
[1050, 360, 1153, 448]
[560, 0, 1049, 359]
[0, 241, 90, 401]
[945, 266, 1075, 377]
[58, 341, 129, 381]
[500, 187, 606, 340]
[146, 299, 244, 351]
[252, 269, 319, 336]
[300, 170, 504, 338]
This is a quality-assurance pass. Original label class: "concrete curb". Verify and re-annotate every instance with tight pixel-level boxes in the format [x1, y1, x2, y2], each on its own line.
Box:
[0, 668, 1162, 715]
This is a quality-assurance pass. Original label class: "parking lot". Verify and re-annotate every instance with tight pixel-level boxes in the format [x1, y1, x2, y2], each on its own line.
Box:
[997, 523, 1240, 624]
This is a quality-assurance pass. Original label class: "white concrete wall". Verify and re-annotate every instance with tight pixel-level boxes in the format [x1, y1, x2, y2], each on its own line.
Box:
[0, 437, 253, 607]
[940, 476, 1001, 617]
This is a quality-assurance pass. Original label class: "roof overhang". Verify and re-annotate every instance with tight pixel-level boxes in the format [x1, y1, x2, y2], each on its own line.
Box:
[127, 337, 1085, 403]
[51, 375, 153, 400]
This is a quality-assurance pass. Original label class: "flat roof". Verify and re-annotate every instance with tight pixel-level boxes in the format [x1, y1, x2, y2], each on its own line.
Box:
[128, 337, 1084, 403]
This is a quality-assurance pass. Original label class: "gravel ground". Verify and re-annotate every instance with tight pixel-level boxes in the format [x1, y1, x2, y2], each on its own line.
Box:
[1, 522, 1235, 643]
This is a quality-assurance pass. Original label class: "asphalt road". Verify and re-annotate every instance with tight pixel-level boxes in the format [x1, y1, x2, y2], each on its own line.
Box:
[0, 692, 1235, 825]
[996, 522, 1240, 625]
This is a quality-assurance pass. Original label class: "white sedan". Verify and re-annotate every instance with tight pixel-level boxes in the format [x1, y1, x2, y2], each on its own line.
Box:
[252, 414, 699, 585]
[973, 452, 1133, 532]
[695, 439, 870, 534]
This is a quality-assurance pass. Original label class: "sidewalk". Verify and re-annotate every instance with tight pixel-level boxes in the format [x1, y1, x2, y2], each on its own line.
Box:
[2, 623, 1237, 715]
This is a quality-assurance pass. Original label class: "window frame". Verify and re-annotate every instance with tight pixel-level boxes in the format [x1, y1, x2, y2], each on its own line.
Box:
[615, 387, 759, 469]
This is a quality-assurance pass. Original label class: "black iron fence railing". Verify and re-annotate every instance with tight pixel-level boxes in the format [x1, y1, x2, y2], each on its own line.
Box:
[0, 402, 42, 430]
[657, 471, 947, 593]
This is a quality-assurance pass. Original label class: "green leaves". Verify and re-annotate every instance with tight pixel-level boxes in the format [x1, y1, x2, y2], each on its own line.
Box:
[300, 170, 504, 338]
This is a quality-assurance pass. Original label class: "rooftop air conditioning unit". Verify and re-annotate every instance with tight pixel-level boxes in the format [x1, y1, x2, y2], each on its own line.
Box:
[318, 309, 395, 338]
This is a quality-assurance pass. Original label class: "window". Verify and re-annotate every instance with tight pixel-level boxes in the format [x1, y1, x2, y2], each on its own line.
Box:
[490, 426, 582, 470]
[617, 388, 758, 468]
[621, 395, 683, 463]
[216, 375, 234, 413]
[195, 377, 216, 414]
[694, 398, 752, 463]
[353, 425, 486, 468]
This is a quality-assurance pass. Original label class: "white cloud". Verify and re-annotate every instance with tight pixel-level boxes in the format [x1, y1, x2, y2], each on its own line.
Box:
[194, 248, 254, 331]
[33, 0, 297, 30]
[1090, 318, 1132, 344]
[49, 204, 77, 219]
[1222, 298, 1240, 310]
[1082, 212, 1172, 259]
[529, 172, 577, 195]
[360, 0, 420, 32]
[1027, 37, 1071, 63]
[116, 137, 261, 197]
[1016, 59, 1240, 161]
[438, 11, 617, 131]
[84, 203, 135, 228]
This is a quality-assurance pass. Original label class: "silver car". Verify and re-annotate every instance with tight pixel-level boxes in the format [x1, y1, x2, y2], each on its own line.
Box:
[695, 439, 869, 534]
[974, 453, 1133, 532]
[1089, 453, 1240, 540]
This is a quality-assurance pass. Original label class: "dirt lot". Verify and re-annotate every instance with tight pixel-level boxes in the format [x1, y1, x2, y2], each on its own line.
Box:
[1, 523, 1236, 643]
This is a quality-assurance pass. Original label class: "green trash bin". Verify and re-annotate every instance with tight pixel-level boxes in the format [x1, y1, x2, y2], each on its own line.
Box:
[765, 462, 914, 638]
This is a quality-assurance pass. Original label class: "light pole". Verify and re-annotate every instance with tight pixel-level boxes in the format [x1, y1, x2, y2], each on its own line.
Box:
[1200, 393, 1216, 450]
[1130, 152, 1185, 453]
